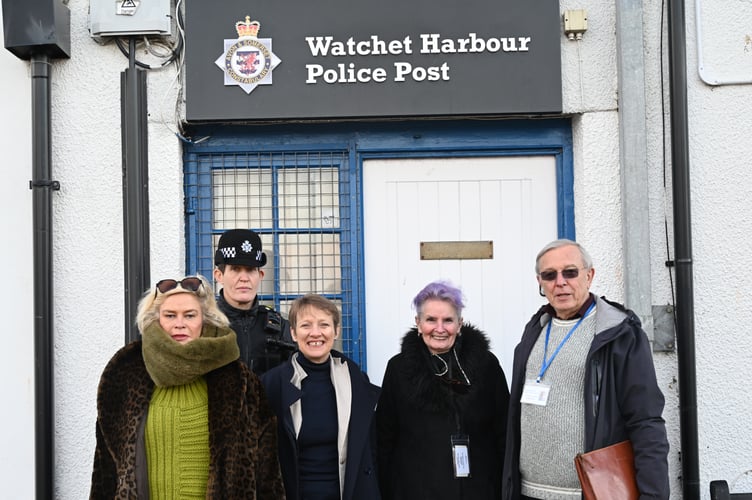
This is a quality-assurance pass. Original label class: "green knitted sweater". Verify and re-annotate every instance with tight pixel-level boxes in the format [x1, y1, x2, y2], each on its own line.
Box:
[145, 377, 210, 499]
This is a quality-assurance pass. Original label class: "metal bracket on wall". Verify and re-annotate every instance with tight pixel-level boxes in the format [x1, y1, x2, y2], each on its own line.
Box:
[29, 180, 61, 190]
[652, 304, 676, 352]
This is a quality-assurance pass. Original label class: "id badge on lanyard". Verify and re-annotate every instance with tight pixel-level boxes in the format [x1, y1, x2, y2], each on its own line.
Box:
[451, 434, 471, 478]
[521, 303, 595, 407]
[521, 379, 551, 406]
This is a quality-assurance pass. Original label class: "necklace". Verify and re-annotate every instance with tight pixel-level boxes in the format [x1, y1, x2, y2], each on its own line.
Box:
[431, 353, 449, 376]
[430, 349, 471, 386]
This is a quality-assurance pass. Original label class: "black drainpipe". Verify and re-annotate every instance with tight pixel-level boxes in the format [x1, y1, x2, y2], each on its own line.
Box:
[31, 54, 57, 500]
[667, 0, 700, 498]
[3, 3, 70, 496]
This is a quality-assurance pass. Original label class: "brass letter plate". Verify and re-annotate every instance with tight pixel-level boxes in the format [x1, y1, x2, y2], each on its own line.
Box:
[420, 241, 493, 260]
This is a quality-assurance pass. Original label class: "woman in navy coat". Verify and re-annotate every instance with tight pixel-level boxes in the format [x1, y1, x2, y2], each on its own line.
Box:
[262, 294, 381, 500]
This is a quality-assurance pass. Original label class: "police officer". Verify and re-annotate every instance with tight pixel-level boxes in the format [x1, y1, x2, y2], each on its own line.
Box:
[214, 228, 295, 375]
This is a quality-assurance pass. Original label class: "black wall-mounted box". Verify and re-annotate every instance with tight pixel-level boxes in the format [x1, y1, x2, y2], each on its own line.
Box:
[2, 0, 71, 60]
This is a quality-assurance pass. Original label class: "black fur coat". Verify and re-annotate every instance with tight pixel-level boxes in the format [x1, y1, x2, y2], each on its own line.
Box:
[376, 324, 510, 500]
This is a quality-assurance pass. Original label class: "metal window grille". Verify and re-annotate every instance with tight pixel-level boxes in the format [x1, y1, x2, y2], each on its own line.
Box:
[184, 150, 364, 364]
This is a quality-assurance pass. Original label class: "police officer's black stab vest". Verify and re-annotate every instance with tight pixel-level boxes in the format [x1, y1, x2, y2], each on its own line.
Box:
[217, 292, 295, 375]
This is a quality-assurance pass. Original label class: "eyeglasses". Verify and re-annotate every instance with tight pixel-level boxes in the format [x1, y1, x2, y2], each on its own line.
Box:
[154, 277, 203, 297]
[538, 268, 585, 281]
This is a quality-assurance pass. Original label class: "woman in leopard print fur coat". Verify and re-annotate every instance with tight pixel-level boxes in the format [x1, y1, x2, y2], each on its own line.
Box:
[90, 275, 285, 499]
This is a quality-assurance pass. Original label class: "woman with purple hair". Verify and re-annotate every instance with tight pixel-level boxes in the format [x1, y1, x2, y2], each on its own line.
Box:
[376, 281, 510, 500]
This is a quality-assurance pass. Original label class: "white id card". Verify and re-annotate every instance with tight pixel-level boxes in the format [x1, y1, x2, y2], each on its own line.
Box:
[453, 445, 470, 477]
[520, 379, 551, 406]
[451, 435, 471, 477]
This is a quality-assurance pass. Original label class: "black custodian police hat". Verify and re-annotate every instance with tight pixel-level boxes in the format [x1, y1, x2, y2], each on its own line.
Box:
[214, 229, 267, 268]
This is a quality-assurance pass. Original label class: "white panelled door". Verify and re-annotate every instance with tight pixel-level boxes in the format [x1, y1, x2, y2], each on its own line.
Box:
[363, 156, 558, 386]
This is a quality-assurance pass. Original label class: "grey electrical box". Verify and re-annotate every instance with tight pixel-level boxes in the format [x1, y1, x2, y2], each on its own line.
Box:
[89, 0, 172, 38]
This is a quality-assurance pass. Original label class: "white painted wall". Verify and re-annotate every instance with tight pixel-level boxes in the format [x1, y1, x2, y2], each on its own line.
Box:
[0, 1, 184, 497]
[0, 7, 35, 499]
[47, 2, 185, 498]
[1, 0, 749, 497]
[563, 0, 752, 495]
[684, 0, 752, 493]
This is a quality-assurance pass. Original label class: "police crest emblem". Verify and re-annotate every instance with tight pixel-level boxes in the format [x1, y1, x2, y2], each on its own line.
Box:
[215, 15, 282, 94]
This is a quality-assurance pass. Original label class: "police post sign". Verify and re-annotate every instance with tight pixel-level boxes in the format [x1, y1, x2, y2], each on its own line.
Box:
[186, 0, 561, 121]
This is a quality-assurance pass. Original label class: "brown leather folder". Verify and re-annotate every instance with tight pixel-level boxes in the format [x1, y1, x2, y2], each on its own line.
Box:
[574, 440, 639, 500]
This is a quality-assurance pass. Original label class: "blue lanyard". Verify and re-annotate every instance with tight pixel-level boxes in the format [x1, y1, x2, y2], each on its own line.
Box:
[537, 302, 596, 382]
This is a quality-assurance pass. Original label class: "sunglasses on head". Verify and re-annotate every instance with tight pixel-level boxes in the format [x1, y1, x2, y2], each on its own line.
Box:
[154, 277, 203, 297]
[538, 268, 583, 281]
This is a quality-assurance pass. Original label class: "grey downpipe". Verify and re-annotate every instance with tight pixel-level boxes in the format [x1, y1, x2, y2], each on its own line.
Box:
[667, 0, 700, 498]
[30, 54, 57, 500]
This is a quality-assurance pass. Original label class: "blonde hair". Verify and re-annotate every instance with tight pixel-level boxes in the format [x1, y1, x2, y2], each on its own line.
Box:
[135, 274, 229, 333]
